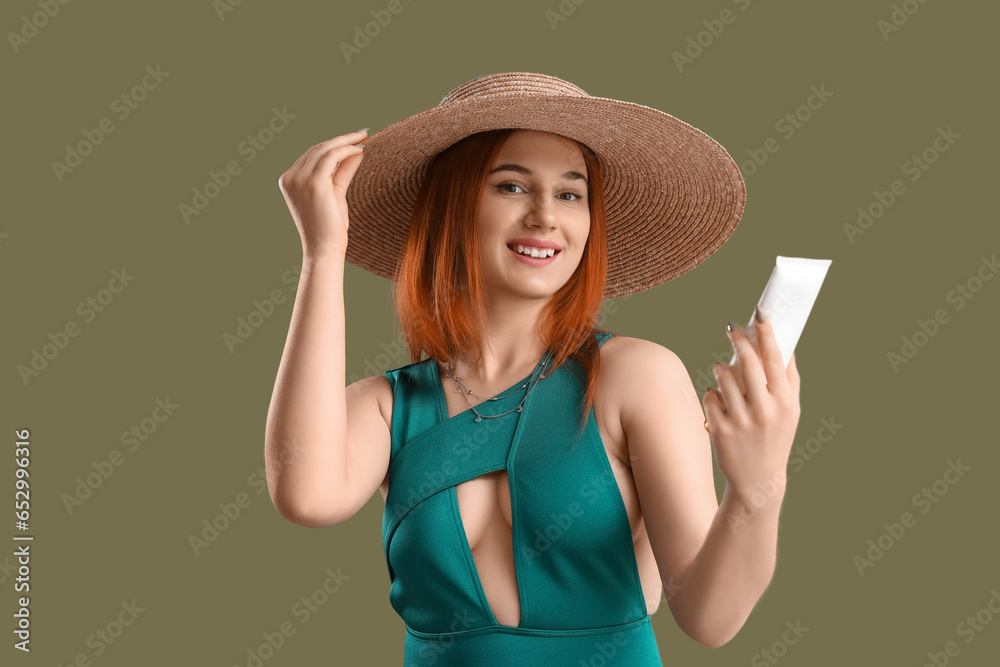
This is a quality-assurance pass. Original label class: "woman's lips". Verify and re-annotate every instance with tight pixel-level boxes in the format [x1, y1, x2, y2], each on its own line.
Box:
[507, 244, 559, 266]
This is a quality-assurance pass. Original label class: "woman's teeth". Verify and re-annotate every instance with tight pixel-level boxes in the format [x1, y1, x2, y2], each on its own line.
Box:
[511, 244, 557, 258]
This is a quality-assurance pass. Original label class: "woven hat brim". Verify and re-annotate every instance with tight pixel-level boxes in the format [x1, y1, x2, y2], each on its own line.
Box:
[344, 93, 746, 300]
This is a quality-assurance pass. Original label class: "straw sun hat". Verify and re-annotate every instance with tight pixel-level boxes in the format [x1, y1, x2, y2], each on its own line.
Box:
[343, 71, 746, 300]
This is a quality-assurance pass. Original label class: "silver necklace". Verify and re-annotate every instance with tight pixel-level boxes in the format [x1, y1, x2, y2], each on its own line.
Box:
[445, 351, 552, 423]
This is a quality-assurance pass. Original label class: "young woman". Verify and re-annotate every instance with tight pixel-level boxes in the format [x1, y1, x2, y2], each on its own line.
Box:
[265, 72, 801, 665]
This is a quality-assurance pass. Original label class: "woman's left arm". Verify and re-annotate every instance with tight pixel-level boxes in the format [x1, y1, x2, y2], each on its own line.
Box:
[618, 307, 801, 648]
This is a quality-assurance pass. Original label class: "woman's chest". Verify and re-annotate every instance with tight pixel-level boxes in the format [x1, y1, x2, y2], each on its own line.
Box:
[447, 368, 646, 545]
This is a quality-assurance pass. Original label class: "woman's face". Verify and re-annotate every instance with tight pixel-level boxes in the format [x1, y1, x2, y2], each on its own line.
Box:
[476, 130, 591, 303]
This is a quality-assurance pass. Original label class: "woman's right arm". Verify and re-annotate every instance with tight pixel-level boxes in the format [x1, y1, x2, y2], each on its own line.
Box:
[264, 130, 392, 528]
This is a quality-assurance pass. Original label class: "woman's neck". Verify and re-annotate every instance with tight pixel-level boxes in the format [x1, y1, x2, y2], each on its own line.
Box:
[446, 299, 551, 387]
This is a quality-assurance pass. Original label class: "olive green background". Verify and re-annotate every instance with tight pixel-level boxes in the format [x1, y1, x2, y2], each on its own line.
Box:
[3, 0, 997, 665]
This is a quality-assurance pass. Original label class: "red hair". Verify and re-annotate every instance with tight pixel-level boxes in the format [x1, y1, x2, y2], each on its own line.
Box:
[390, 129, 611, 443]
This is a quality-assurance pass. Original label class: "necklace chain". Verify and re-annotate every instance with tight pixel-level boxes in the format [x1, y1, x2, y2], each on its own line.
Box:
[444, 352, 552, 423]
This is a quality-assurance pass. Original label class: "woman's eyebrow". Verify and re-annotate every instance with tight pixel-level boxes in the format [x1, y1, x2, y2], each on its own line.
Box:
[489, 163, 588, 184]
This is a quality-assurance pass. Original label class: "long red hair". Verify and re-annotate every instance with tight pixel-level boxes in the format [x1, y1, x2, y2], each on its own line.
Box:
[390, 128, 611, 442]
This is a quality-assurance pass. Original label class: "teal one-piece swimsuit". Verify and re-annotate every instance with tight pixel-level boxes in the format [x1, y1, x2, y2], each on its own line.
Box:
[382, 331, 663, 666]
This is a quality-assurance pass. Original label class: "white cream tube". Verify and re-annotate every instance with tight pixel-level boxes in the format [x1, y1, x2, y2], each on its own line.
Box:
[728, 256, 832, 370]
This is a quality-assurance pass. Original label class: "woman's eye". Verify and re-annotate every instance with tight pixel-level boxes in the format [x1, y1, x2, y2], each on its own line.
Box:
[496, 182, 584, 201]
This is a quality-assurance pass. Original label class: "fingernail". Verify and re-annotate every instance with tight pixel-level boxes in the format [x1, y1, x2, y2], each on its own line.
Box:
[727, 320, 735, 334]
[356, 127, 370, 133]
[754, 305, 766, 323]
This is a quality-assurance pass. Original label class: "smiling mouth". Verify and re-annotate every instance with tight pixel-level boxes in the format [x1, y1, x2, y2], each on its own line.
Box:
[506, 243, 560, 259]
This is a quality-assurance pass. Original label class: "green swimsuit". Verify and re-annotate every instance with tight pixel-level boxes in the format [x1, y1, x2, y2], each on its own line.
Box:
[382, 331, 663, 666]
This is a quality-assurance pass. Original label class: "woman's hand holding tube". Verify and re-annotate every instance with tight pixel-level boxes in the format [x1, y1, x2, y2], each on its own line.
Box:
[671, 309, 801, 645]
[702, 307, 802, 500]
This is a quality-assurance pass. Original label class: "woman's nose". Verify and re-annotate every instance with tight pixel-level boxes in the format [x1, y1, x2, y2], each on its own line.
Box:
[525, 193, 558, 227]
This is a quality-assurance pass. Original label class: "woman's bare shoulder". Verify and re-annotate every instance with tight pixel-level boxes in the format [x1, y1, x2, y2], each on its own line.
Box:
[599, 334, 685, 370]
[348, 373, 395, 432]
[597, 334, 688, 403]
[351, 357, 434, 432]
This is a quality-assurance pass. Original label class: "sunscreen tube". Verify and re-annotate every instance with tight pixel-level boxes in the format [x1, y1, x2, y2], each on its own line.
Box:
[728, 256, 832, 369]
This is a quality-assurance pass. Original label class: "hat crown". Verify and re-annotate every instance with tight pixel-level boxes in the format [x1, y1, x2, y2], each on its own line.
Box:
[440, 72, 590, 106]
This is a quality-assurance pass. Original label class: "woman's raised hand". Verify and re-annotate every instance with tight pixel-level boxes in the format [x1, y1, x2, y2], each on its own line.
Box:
[702, 307, 802, 499]
[277, 129, 368, 259]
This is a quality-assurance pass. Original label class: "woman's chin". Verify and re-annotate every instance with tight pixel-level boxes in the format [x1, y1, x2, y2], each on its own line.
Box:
[484, 276, 571, 302]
